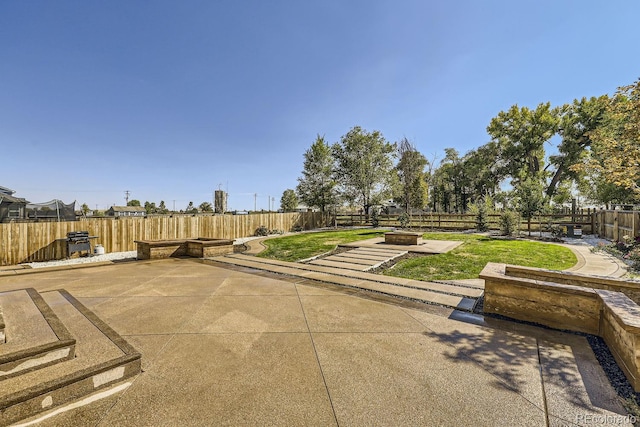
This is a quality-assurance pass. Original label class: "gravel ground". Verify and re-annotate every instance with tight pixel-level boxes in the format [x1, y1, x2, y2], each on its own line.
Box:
[22, 237, 264, 269]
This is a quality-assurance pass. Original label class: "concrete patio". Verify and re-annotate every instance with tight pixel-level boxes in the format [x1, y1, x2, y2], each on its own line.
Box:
[0, 256, 634, 426]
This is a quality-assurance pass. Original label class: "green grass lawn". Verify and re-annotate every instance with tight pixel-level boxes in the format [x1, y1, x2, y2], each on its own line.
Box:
[384, 232, 577, 281]
[256, 229, 577, 280]
[256, 228, 388, 262]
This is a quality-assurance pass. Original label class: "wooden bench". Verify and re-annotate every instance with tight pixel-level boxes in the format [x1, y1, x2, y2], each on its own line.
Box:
[384, 232, 420, 245]
[135, 238, 234, 260]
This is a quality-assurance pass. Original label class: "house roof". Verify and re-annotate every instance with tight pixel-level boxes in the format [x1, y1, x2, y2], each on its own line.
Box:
[109, 206, 146, 212]
[0, 186, 16, 195]
[0, 193, 28, 204]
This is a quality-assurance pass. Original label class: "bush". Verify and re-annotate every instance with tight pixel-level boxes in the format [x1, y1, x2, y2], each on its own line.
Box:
[254, 225, 269, 236]
[499, 211, 519, 236]
[476, 201, 489, 232]
[255, 226, 284, 236]
[398, 212, 410, 228]
[371, 209, 380, 228]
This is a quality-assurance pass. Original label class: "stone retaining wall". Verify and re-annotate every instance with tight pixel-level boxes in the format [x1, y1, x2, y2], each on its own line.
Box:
[480, 263, 640, 391]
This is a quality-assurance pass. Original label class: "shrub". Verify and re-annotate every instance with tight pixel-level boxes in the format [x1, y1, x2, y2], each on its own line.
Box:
[476, 200, 489, 232]
[398, 212, 410, 229]
[371, 209, 380, 228]
[255, 225, 269, 236]
[499, 211, 519, 236]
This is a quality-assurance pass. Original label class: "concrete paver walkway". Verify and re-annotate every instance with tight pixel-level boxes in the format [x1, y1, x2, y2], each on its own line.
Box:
[0, 258, 633, 426]
[561, 237, 628, 277]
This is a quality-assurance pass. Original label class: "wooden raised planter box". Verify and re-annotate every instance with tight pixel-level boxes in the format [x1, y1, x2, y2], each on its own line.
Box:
[135, 238, 234, 260]
[384, 232, 420, 246]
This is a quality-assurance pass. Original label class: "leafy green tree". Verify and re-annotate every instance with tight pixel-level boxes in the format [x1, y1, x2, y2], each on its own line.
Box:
[547, 96, 608, 197]
[394, 138, 428, 214]
[158, 200, 168, 214]
[185, 201, 196, 213]
[588, 79, 640, 198]
[332, 126, 396, 217]
[81, 203, 90, 216]
[280, 189, 299, 212]
[199, 202, 213, 212]
[486, 102, 558, 190]
[461, 142, 504, 201]
[296, 135, 338, 212]
[144, 201, 157, 214]
[127, 199, 141, 207]
[514, 176, 546, 236]
[430, 148, 470, 212]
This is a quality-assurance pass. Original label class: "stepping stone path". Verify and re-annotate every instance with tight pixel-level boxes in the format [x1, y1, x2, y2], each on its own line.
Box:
[308, 247, 407, 271]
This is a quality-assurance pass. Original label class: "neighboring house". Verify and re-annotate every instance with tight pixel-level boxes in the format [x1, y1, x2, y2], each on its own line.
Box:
[0, 186, 29, 222]
[107, 206, 147, 217]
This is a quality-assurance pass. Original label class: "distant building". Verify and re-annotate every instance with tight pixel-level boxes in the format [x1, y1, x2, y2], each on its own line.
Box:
[214, 190, 228, 214]
[107, 206, 147, 217]
[0, 186, 29, 222]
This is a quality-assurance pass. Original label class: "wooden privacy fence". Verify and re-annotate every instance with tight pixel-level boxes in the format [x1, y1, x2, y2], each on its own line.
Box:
[0, 212, 330, 266]
[593, 210, 640, 241]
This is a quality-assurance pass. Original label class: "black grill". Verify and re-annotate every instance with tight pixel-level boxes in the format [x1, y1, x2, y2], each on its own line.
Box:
[67, 231, 91, 257]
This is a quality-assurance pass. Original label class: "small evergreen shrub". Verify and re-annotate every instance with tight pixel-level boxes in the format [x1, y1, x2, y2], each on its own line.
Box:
[398, 212, 410, 229]
[476, 200, 489, 232]
[371, 209, 380, 228]
[499, 211, 519, 236]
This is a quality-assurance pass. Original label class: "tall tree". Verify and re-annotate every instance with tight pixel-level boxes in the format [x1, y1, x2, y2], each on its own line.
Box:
[430, 148, 467, 212]
[280, 189, 299, 212]
[127, 199, 141, 207]
[487, 102, 559, 185]
[547, 96, 608, 197]
[589, 80, 640, 198]
[296, 135, 337, 212]
[394, 138, 428, 213]
[332, 126, 396, 217]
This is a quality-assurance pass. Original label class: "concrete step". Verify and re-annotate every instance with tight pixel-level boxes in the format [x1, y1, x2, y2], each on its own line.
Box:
[321, 255, 379, 266]
[212, 255, 479, 312]
[0, 288, 76, 379]
[0, 289, 141, 426]
[334, 252, 397, 262]
[308, 259, 370, 271]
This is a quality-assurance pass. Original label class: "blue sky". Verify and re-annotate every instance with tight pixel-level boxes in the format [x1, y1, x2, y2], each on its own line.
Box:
[2, 1, 639, 211]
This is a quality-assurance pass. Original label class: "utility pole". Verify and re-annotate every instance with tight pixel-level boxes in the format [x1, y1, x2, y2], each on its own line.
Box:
[124, 190, 130, 205]
[254, 193, 257, 212]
